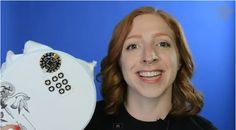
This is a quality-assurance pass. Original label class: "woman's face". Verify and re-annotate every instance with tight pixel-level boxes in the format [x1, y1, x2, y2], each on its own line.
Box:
[120, 14, 179, 99]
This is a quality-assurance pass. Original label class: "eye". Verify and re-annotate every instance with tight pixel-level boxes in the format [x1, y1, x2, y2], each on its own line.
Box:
[126, 43, 138, 50]
[158, 41, 171, 48]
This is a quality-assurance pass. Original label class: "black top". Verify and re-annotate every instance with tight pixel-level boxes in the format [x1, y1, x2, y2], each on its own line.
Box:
[85, 101, 217, 130]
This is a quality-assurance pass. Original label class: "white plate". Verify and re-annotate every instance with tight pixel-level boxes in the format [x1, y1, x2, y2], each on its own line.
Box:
[1, 49, 96, 130]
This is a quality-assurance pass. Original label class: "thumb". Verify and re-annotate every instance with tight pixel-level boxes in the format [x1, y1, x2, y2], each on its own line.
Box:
[1, 124, 21, 130]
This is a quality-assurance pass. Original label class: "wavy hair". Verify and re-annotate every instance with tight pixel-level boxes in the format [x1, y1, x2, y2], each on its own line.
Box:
[99, 6, 203, 117]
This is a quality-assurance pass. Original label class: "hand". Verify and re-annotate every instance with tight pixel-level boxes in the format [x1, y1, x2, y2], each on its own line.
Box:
[1, 124, 21, 130]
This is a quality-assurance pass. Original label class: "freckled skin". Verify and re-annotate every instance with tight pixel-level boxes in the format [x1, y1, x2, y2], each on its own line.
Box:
[120, 14, 180, 99]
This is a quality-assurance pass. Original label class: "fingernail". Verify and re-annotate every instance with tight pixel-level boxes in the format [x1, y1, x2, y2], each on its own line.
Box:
[12, 125, 21, 130]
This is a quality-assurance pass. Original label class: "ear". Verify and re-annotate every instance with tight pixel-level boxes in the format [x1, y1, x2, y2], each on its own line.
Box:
[178, 63, 182, 70]
[177, 53, 182, 71]
[177, 54, 182, 71]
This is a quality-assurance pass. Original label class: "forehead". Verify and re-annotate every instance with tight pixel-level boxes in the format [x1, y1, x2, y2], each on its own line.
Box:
[128, 14, 174, 38]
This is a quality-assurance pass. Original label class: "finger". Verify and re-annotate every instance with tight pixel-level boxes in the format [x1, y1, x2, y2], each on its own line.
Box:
[1, 125, 21, 130]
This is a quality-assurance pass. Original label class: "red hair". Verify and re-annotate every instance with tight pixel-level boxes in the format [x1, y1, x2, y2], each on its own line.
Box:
[99, 6, 203, 116]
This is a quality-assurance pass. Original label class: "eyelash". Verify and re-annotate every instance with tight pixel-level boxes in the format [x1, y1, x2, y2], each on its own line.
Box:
[126, 43, 138, 50]
[125, 41, 171, 50]
[157, 41, 171, 48]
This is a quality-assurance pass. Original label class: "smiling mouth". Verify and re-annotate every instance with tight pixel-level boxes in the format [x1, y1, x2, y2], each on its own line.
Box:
[138, 70, 163, 78]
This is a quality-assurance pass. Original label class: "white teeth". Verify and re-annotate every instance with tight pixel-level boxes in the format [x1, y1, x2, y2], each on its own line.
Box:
[139, 71, 161, 77]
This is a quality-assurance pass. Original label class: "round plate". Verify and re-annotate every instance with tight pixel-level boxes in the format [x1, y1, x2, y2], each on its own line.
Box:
[1, 50, 96, 130]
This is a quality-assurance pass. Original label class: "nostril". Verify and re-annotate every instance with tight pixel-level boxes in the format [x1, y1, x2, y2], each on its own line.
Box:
[142, 55, 158, 65]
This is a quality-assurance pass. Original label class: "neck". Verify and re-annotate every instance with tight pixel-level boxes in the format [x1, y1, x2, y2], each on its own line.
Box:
[125, 87, 172, 122]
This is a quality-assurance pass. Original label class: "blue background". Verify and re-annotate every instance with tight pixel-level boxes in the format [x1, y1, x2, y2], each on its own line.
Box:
[1, 1, 235, 130]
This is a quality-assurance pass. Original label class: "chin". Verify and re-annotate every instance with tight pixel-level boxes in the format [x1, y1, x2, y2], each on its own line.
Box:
[139, 89, 165, 99]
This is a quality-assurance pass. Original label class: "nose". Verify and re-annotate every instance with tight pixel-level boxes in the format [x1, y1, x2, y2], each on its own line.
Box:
[142, 48, 159, 65]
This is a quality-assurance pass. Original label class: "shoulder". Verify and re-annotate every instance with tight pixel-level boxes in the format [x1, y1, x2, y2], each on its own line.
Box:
[91, 100, 108, 119]
[95, 100, 106, 112]
[191, 115, 217, 130]
[173, 115, 217, 130]
[84, 100, 111, 130]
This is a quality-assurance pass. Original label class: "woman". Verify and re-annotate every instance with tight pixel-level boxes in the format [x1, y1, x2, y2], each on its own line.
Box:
[85, 6, 217, 130]
[2, 6, 217, 130]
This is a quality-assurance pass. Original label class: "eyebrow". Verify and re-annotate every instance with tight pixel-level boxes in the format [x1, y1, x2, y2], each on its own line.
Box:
[152, 33, 174, 41]
[126, 34, 142, 40]
[126, 32, 174, 41]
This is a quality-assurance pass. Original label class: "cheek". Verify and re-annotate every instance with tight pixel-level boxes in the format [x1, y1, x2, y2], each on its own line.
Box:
[170, 54, 179, 68]
[119, 54, 133, 85]
[120, 57, 134, 76]
[120, 51, 140, 71]
[161, 52, 179, 70]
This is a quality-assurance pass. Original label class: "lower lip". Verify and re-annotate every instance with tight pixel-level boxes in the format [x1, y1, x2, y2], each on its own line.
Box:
[138, 74, 162, 84]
